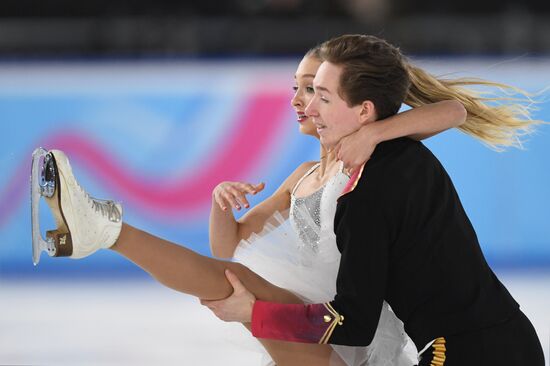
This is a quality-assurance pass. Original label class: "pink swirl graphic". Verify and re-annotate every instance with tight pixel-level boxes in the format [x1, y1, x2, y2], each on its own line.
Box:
[0, 92, 290, 226]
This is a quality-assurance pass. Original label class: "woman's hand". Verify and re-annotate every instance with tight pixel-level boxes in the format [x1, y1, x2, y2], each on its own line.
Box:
[334, 123, 380, 175]
[212, 181, 265, 211]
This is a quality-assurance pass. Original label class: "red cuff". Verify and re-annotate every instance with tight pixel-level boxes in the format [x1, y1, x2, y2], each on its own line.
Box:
[252, 301, 342, 344]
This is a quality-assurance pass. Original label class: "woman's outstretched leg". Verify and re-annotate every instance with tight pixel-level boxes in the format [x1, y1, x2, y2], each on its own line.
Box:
[113, 223, 297, 302]
[76, 222, 346, 365]
[40, 150, 345, 366]
[114, 224, 345, 366]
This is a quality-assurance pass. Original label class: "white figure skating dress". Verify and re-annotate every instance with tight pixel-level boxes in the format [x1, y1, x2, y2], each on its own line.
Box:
[231, 163, 417, 366]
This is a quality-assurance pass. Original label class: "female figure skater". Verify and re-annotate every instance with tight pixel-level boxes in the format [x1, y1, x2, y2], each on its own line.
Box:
[35, 40, 536, 365]
[203, 35, 545, 366]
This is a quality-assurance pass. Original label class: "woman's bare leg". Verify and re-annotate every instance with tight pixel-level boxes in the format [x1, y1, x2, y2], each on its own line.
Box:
[38, 150, 343, 365]
[113, 224, 345, 366]
[113, 224, 293, 302]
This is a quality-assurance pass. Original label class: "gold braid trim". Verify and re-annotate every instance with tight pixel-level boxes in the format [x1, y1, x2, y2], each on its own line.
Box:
[319, 303, 345, 344]
[430, 337, 446, 366]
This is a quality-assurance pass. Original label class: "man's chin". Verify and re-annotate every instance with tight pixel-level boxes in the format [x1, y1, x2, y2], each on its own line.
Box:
[320, 138, 336, 151]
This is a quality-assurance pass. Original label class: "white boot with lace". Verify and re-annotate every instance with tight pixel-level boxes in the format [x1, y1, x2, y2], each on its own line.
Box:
[42, 149, 123, 259]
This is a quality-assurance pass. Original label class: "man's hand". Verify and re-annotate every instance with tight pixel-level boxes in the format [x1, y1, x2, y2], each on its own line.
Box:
[201, 269, 256, 323]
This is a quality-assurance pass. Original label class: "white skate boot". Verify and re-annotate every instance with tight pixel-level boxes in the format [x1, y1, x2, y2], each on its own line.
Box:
[31, 148, 122, 265]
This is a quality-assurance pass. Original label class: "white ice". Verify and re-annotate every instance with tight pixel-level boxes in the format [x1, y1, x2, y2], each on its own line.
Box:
[0, 271, 548, 365]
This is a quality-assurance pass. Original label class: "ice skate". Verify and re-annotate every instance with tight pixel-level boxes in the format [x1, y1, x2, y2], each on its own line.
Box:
[30, 148, 122, 265]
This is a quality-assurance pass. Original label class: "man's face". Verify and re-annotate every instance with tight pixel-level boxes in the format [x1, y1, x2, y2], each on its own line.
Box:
[305, 62, 364, 149]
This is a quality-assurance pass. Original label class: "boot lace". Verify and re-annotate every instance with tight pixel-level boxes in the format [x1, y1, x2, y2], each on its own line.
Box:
[77, 185, 122, 223]
[91, 198, 122, 223]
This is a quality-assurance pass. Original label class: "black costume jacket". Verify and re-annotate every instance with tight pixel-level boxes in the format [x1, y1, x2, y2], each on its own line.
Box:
[251, 138, 518, 350]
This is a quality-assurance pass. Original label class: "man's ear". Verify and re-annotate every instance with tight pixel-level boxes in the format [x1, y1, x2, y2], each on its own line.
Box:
[358, 100, 377, 125]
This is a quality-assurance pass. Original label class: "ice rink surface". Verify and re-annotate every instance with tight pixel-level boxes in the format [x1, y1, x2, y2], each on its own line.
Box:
[1, 271, 549, 365]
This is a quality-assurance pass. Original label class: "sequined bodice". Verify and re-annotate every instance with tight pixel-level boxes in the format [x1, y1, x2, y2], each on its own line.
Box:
[291, 187, 324, 251]
[290, 163, 348, 252]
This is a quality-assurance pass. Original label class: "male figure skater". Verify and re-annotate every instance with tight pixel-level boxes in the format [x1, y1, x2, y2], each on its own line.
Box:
[202, 35, 545, 365]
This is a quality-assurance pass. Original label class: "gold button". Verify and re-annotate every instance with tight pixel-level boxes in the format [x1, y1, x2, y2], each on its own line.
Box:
[323, 315, 332, 323]
[338, 315, 344, 325]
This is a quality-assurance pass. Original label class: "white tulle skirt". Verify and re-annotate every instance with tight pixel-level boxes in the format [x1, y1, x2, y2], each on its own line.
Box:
[226, 211, 417, 366]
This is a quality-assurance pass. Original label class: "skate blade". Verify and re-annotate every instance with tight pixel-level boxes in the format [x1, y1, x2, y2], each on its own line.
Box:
[31, 148, 73, 265]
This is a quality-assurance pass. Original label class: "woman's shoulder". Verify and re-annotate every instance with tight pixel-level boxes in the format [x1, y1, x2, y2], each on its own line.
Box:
[295, 161, 319, 174]
[280, 161, 319, 193]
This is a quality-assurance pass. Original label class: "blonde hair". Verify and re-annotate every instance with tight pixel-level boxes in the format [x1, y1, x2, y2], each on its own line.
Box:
[319, 34, 542, 151]
[405, 64, 542, 150]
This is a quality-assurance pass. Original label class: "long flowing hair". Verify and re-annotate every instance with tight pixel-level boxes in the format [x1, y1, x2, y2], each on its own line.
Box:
[406, 65, 541, 150]
[318, 34, 543, 150]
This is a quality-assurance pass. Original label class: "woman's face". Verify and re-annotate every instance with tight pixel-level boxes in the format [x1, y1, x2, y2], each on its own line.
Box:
[291, 56, 322, 138]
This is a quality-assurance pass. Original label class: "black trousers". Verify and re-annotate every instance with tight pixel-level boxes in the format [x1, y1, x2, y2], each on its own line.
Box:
[418, 310, 545, 366]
